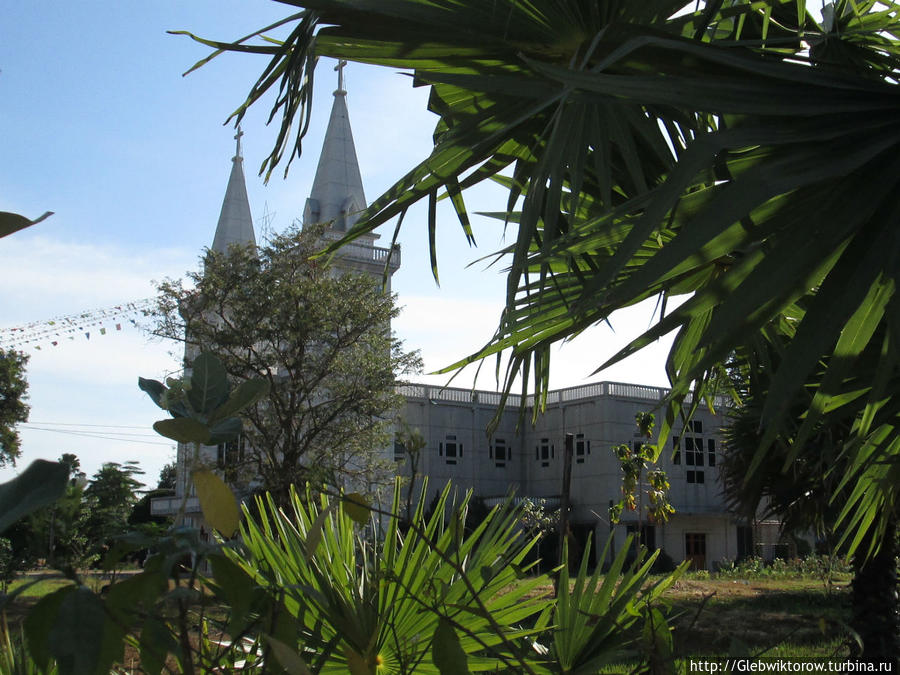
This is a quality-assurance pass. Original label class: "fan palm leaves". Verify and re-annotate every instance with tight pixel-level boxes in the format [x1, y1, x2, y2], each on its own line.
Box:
[179, 0, 900, 555]
[229, 481, 685, 673]
[232, 482, 551, 673]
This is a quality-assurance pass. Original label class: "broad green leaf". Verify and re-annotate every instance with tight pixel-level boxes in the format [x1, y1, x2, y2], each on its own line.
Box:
[0, 210, 52, 238]
[153, 417, 211, 444]
[264, 635, 313, 675]
[48, 586, 126, 675]
[105, 570, 168, 622]
[193, 469, 240, 536]
[432, 618, 468, 675]
[207, 416, 243, 445]
[209, 555, 259, 635]
[305, 503, 336, 560]
[138, 617, 178, 675]
[25, 585, 75, 671]
[187, 352, 230, 415]
[0, 460, 69, 533]
[209, 378, 270, 424]
[342, 492, 370, 524]
[137, 377, 168, 410]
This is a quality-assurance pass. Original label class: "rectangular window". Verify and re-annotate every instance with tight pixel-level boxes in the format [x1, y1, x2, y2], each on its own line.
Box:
[393, 439, 406, 463]
[737, 525, 754, 560]
[707, 438, 716, 467]
[672, 435, 681, 465]
[217, 436, 244, 469]
[575, 434, 589, 464]
[440, 434, 462, 465]
[684, 437, 704, 466]
[492, 438, 508, 468]
[688, 420, 703, 434]
[687, 470, 705, 484]
[537, 438, 552, 467]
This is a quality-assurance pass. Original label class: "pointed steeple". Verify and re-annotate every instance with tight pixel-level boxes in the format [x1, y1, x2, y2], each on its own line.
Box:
[212, 126, 256, 253]
[303, 60, 367, 232]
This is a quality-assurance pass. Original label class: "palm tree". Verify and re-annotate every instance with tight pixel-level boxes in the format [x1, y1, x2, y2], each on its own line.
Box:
[180, 0, 900, 636]
[720, 342, 898, 662]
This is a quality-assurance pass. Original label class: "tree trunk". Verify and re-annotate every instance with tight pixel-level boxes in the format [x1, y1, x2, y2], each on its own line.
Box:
[850, 518, 899, 666]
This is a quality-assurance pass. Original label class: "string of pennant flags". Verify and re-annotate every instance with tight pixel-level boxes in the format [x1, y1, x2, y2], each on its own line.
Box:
[0, 298, 155, 350]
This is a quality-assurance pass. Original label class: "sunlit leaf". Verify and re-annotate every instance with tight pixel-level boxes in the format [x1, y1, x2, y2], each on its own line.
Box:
[342, 492, 370, 525]
[265, 635, 314, 675]
[152, 418, 211, 444]
[193, 469, 240, 536]
[431, 619, 468, 675]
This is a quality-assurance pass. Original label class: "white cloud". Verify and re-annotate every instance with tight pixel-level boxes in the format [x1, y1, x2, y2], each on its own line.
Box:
[395, 294, 677, 392]
[0, 234, 194, 323]
[0, 235, 189, 486]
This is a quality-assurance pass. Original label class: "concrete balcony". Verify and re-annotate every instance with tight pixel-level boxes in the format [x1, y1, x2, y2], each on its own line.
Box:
[334, 241, 401, 271]
[150, 495, 201, 516]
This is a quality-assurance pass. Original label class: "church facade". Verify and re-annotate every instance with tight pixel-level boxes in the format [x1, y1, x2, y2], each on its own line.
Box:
[152, 71, 781, 571]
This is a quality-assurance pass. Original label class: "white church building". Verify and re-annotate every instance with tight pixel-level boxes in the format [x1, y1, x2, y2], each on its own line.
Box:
[152, 70, 781, 571]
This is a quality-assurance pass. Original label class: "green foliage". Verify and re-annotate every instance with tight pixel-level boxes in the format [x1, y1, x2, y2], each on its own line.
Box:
[223, 480, 685, 674]
[141, 351, 269, 526]
[0, 348, 30, 468]
[139, 351, 268, 447]
[395, 420, 427, 521]
[79, 462, 144, 565]
[716, 555, 852, 582]
[0, 617, 58, 675]
[149, 223, 420, 502]
[24, 456, 92, 571]
[156, 461, 176, 490]
[191, 469, 239, 537]
[232, 481, 551, 673]
[0, 461, 68, 535]
[0, 538, 16, 592]
[538, 534, 688, 674]
[610, 413, 675, 526]
[180, 0, 900, 560]
[3, 471, 684, 674]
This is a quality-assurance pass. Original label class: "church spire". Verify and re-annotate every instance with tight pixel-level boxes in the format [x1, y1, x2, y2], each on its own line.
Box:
[211, 125, 256, 253]
[303, 60, 366, 232]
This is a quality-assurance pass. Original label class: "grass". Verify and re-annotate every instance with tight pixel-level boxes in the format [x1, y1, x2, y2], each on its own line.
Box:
[663, 575, 851, 658]
[1, 568, 852, 670]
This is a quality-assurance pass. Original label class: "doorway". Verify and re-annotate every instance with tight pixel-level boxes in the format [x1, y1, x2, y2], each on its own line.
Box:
[685, 532, 707, 570]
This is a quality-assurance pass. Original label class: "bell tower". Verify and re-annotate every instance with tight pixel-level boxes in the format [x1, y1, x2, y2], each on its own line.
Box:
[303, 60, 400, 287]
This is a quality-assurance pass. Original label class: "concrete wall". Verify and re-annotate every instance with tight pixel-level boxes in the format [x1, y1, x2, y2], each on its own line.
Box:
[397, 382, 764, 570]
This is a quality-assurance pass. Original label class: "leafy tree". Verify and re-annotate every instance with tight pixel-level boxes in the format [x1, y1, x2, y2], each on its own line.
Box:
[129, 460, 178, 537]
[58, 453, 81, 479]
[43, 454, 90, 570]
[0, 537, 17, 592]
[150, 223, 421, 504]
[157, 461, 177, 490]
[80, 461, 144, 562]
[394, 420, 426, 522]
[609, 412, 675, 532]
[721, 349, 898, 661]
[179, 0, 900, 563]
[0, 348, 30, 467]
[1, 454, 88, 570]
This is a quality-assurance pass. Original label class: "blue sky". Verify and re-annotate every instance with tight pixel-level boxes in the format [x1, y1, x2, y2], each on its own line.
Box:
[1, 1, 674, 486]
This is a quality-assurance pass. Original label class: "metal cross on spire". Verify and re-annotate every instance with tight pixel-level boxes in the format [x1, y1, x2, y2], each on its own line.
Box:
[335, 59, 348, 92]
[234, 125, 244, 159]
